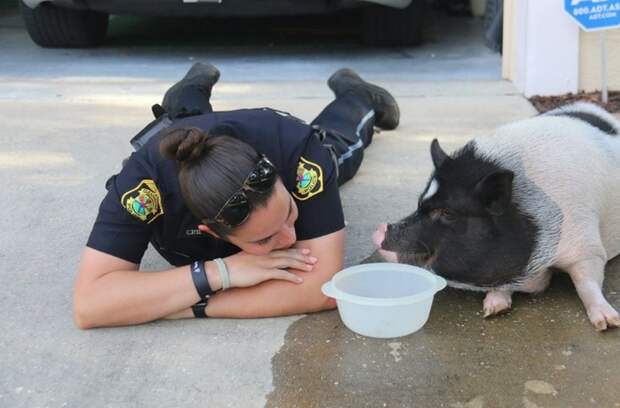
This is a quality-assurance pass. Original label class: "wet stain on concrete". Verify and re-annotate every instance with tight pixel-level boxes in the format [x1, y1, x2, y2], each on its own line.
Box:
[450, 395, 485, 408]
[524, 380, 558, 396]
[266, 254, 620, 408]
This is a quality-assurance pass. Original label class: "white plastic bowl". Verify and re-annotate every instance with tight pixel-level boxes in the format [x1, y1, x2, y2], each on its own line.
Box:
[321, 263, 447, 338]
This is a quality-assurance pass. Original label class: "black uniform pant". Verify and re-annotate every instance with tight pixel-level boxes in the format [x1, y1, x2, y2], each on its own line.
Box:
[310, 92, 376, 185]
[131, 84, 376, 186]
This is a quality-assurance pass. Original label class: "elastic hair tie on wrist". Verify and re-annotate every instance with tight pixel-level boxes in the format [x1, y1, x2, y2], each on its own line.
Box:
[214, 258, 231, 290]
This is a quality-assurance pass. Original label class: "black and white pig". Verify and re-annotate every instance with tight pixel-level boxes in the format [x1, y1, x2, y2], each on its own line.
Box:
[373, 102, 620, 331]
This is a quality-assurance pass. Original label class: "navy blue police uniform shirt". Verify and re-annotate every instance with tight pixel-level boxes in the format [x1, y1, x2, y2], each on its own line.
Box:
[86, 108, 345, 266]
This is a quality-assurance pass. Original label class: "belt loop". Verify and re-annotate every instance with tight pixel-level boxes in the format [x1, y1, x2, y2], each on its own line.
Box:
[313, 126, 339, 180]
[312, 124, 328, 142]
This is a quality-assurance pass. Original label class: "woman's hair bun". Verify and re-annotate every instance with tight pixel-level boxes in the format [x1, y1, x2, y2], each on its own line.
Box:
[160, 127, 211, 164]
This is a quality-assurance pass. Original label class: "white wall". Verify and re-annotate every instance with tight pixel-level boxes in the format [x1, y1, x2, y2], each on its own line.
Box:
[504, 0, 580, 97]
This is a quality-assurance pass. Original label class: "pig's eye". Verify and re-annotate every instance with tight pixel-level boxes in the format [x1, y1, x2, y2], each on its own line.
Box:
[429, 208, 456, 222]
[440, 209, 457, 223]
[429, 209, 443, 221]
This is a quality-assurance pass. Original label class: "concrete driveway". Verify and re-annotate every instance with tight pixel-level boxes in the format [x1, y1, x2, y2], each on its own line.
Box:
[1, 4, 619, 408]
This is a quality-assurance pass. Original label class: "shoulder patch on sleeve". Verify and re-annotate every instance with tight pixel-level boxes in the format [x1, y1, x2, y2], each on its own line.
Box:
[292, 156, 324, 201]
[120, 179, 164, 224]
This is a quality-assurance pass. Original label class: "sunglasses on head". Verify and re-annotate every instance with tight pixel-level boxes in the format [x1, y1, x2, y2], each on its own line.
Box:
[210, 155, 278, 228]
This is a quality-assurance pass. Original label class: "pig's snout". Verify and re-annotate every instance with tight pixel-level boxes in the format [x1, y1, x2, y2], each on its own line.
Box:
[373, 223, 398, 263]
[372, 223, 388, 248]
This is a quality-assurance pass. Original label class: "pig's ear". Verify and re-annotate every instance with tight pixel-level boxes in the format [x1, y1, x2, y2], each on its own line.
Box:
[430, 139, 448, 169]
[475, 171, 514, 215]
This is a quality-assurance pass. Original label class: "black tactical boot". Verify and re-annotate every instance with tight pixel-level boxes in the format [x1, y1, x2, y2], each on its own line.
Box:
[328, 68, 400, 130]
[161, 62, 220, 119]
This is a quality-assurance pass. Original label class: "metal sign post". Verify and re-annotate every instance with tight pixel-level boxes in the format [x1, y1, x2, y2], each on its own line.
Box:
[601, 30, 608, 103]
[564, 0, 620, 104]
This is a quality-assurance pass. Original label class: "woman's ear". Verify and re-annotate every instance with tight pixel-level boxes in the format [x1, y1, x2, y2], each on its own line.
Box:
[198, 224, 220, 239]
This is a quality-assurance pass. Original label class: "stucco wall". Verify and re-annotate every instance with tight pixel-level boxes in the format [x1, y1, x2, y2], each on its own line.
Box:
[579, 29, 620, 92]
[502, 0, 515, 81]
[502, 0, 579, 96]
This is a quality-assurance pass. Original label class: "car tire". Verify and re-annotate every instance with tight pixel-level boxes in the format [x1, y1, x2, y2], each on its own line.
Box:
[362, 0, 425, 46]
[19, 1, 109, 48]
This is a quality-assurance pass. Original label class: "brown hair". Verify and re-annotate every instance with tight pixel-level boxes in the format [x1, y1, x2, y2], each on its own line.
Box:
[160, 126, 276, 237]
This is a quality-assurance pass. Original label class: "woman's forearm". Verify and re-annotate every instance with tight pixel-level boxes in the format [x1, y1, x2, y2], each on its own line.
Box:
[74, 266, 198, 328]
[205, 272, 336, 318]
[165, 268, 338, 319]
[75, 230, 344, 326]
[74, 255, 222, 328]
[205, 232, 344, 318]
[75, 266, 332, 326]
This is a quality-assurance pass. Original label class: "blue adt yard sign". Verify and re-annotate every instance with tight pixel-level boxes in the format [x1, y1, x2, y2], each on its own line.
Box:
[564, 0, 620, 31]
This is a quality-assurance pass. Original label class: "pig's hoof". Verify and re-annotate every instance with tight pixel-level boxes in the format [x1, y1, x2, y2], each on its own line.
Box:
[483, 304, 511, 318]
[586, 303, 620, 331]
[482, 292, 512, 318]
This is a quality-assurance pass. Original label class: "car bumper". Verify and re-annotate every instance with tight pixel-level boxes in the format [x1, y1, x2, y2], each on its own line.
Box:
[22, 0, 413, 15]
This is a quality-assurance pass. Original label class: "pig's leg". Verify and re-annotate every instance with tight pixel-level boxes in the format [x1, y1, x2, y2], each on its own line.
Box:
[566, 257, 620, 331]
[482, 290, 513, 318]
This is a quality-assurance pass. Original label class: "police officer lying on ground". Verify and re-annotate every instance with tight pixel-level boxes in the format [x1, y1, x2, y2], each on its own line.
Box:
[74, 63, 399, 329]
